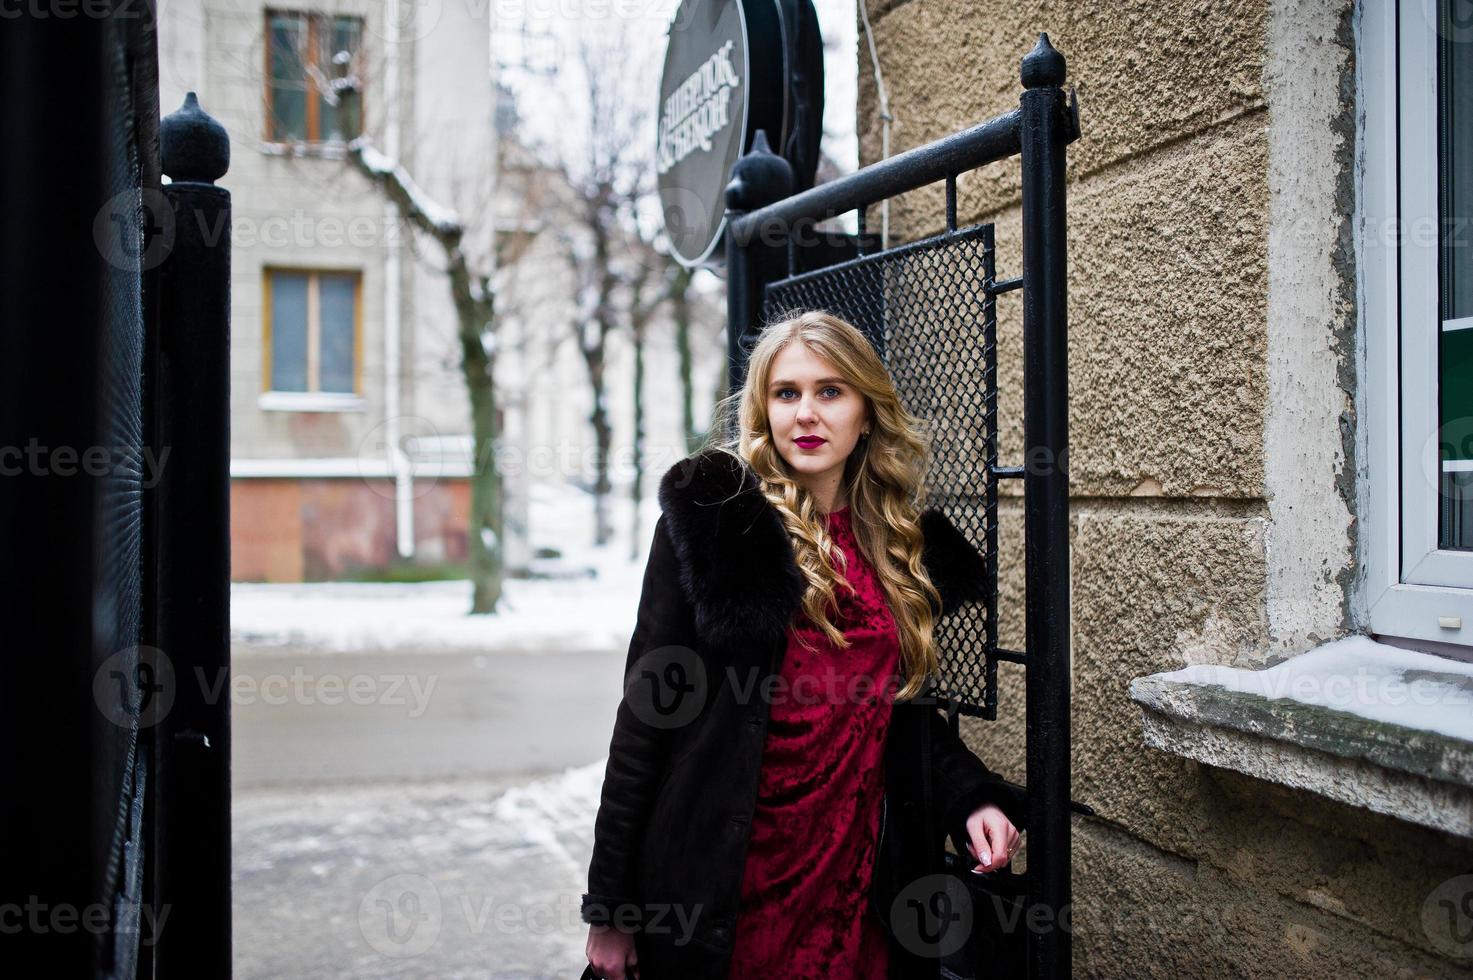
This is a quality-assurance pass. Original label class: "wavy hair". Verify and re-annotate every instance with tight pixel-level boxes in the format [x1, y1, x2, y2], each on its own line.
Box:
[700, 310, 944, 702]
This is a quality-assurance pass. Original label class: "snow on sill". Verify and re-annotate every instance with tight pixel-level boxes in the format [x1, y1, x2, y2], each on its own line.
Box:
[1147, 635, 1473, 742]
[1129, 635, 1473, 837]
[258, 391, 365, 413]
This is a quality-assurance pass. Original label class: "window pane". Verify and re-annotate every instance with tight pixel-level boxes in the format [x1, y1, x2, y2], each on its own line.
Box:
[318, 274, 356, 393]
[270, 272, 309, 392]
[318, 15, 363, 141]
[1439, 3, 1473, 549]
[269, 13, 308, 140]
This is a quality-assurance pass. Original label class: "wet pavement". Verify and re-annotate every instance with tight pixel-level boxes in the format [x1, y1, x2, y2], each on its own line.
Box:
[231, 643, 622, 979]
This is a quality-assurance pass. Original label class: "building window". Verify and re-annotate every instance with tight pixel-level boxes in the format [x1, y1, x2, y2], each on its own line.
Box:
[265, 9, 363, 143]
[263, 269, 361, 400]
[1361, 0, 1473, 647]
[1437, 3, 1473, 551]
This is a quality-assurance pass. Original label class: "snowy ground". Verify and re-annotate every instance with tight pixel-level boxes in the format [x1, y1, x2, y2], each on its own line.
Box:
[234, 767, 606, 980]
[231, 483, 652, 978]
[231, 484, 658, 653]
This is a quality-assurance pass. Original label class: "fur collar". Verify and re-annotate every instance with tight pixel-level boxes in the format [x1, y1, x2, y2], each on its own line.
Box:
[655, 447, 987, 655]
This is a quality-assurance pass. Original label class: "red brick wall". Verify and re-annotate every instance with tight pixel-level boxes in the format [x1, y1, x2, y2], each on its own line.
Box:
[231, 477, 470, 581]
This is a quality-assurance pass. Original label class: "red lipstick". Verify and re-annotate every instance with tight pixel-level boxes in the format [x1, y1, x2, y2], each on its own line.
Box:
[794, 436, 826, 448]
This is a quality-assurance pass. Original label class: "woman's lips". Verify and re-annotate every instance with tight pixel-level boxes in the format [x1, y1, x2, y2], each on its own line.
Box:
[794, 436, 826, 448]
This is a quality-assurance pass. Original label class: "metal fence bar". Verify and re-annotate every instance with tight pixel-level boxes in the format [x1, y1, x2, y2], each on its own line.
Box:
[1019, 36, 1074, 980]
[729, 109, 1022, 241]
[151, 93, 233, 980]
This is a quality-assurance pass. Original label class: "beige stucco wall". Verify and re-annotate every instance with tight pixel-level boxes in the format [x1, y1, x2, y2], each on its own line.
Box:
[859, 0, 1473, 975]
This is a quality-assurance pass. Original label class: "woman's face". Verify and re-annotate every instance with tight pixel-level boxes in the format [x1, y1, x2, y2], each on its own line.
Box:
[765, 343, 870, 497]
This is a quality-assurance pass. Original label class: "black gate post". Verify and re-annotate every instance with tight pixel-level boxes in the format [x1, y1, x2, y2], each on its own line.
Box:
[1019, 34, 1073, 980]
[723, 130, 794, 406]
[151, 92, 233, 978]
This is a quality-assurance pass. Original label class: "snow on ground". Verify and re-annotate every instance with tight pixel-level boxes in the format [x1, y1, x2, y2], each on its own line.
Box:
[234, 763, 609, 979]
[232, 483, 661, 654]
[1156, 634, 1473, 741]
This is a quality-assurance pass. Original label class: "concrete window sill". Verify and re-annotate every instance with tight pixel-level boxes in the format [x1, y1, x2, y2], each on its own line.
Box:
[1128, 636, 1473, 838]
[258, 391, 365, 413]
[256, 140, 348, 161]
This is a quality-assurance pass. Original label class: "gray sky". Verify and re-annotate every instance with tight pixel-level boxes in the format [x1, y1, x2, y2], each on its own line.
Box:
[494, 0, 858, 178]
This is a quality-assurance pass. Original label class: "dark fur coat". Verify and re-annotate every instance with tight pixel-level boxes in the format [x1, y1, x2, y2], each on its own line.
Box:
[582, 447, 1026, 980]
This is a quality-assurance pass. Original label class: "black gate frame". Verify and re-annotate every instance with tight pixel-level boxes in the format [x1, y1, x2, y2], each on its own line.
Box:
[721, 34, 1078, 979]
[0, 6, 234, 977]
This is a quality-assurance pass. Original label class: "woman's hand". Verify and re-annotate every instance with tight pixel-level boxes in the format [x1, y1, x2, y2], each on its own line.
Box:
[962, 802, 1020, 873]
[586, 923, 640, 980]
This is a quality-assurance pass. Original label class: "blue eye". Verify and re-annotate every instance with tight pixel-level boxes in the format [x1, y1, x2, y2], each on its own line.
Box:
[775, 385, 842, 399]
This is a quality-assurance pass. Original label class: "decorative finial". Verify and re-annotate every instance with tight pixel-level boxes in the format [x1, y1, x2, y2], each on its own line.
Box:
[725, 128, 794, 211]
[161, 92, 230, 183]
[1021, 32, 1066, 89]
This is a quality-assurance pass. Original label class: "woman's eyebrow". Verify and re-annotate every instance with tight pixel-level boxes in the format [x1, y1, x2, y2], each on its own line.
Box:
[769, 376, 846, 388]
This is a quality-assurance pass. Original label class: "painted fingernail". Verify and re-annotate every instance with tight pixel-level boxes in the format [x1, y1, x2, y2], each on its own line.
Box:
[981, 851, 991, 864]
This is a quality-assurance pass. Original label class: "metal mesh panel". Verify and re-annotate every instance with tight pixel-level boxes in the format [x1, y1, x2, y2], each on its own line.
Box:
[763, 224, 1005, 718]
[96, 11, 149, 978]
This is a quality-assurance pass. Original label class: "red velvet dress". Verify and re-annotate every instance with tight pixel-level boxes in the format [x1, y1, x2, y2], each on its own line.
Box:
[726, 505, 897, 980]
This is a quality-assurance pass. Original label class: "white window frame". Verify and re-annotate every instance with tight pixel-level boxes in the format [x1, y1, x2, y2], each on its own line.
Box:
[1360, 0, 1473, 648]
[1355, 3, 1473, 645]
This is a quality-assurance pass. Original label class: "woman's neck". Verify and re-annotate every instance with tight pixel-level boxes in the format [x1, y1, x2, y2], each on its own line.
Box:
[814, 489, 848, 515]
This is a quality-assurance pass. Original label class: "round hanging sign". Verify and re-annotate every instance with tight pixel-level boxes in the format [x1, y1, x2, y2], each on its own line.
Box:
[656, 0, 822, 268]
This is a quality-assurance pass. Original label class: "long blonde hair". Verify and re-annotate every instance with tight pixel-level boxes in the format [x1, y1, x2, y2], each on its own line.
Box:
[702, 310, 944, 702]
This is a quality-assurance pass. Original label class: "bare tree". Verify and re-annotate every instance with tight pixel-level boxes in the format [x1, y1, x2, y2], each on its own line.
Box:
[541, 20, 662, 548]
[318, 47, 541, 614]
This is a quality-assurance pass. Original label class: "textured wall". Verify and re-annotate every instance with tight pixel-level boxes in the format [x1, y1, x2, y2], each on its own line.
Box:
[857, 0, 1473, 974]
[230, 478, 469, 581]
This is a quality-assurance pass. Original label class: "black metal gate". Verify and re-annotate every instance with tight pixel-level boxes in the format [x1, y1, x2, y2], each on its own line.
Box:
[0, 5, 233, 978]
[723, 35, 1079, 979]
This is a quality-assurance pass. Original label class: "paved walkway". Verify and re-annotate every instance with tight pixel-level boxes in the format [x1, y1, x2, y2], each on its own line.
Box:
[231, 642, 624, 978]
[234, 769, 604, 979]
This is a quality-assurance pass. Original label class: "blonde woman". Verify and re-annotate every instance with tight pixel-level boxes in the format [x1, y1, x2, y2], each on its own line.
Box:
[582, 310, 1025, 980]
